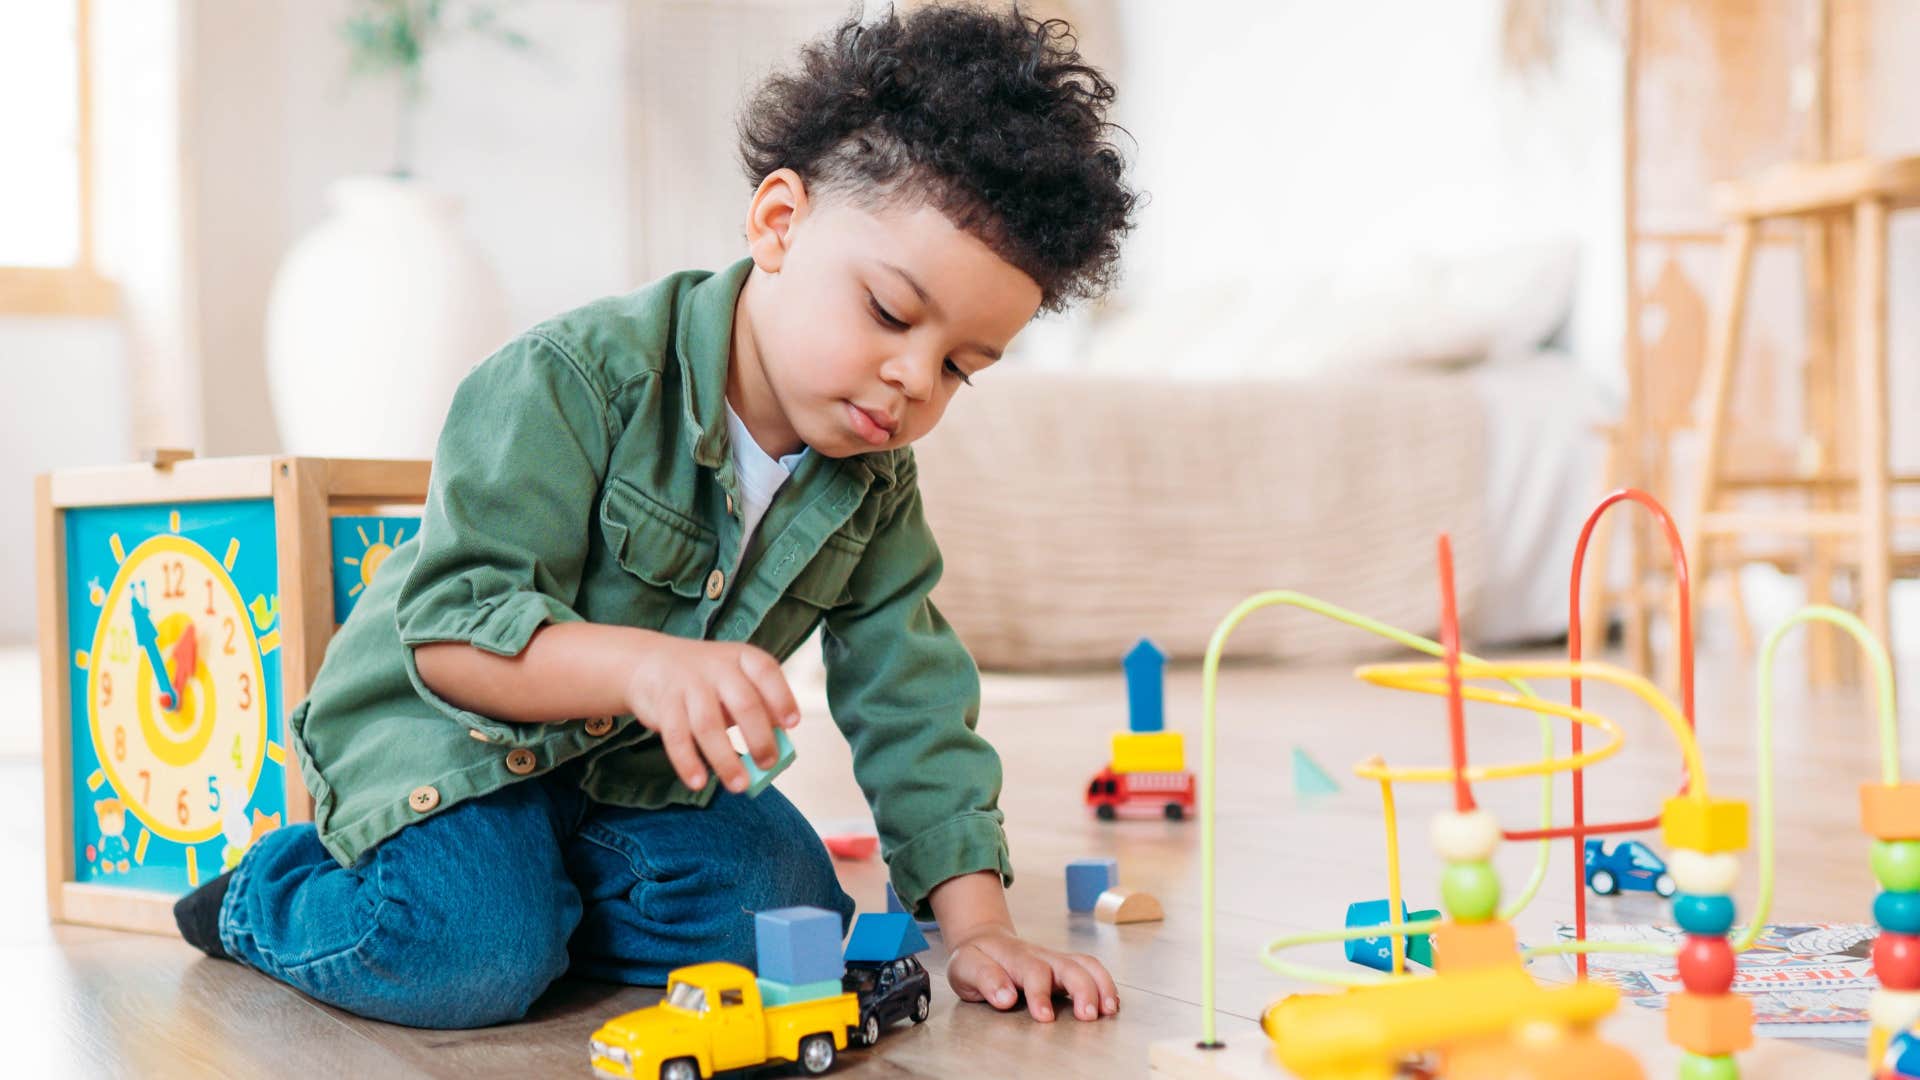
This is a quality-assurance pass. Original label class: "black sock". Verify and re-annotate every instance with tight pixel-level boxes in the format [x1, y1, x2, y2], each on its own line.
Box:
[173, 871, 234, 960]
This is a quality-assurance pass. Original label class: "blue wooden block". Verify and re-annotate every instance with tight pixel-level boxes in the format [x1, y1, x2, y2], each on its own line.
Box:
[884, 882, 938, 931]
[1124, 639, 1166, 733]
[1888, 1028, 1920, 1076]
[757, 977, 844, 1005]
[845, 913, 930, 963]
[741, 728, 796, 798]
[754, 905, 845, 984]
[1066, 857, 1119, 913]
[1343, 899, 1436, 971]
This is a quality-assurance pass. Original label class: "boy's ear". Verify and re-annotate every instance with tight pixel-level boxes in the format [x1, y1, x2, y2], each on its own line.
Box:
[745, 168, 809, 273]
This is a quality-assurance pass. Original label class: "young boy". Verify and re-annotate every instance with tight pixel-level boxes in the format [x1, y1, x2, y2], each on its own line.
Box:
[173, 2, 1136, 1030]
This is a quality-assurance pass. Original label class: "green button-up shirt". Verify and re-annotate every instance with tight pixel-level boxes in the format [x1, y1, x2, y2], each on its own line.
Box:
[290, 259, 1011, 914]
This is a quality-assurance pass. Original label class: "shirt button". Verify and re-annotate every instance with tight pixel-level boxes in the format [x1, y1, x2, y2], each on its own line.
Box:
[705, 568, 725, 600]
[585, 715, 614, 737]
[469, 729, 493, 743]
[726, 494, 735, 515]
[408, 785, 441, 812]
[505, 748, 538, 775]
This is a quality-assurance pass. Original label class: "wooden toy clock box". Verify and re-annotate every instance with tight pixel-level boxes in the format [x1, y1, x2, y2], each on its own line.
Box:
[34, 453, 428, 934]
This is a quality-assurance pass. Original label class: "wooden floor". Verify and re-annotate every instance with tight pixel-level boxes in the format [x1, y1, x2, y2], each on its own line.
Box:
[0, 641, 1903, 1077]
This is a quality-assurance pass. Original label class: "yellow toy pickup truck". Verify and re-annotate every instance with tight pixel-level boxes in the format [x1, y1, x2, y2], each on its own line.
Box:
[589, 962, 860, 1079]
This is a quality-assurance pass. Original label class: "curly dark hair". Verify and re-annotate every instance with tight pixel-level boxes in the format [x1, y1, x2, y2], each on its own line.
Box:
[738, 3, 1138, 312]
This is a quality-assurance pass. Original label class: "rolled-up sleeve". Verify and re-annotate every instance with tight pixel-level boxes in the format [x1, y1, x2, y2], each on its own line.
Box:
[822, 456, 1011, 917]
[395, 331, 612, 741]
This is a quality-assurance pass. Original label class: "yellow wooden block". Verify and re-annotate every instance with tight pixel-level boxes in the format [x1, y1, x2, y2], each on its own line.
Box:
[1861, 782, 1920, 840]
[1111, 731, 1185, 774]
[1432, 919, 1520, 973]
[1665, 992, 1753, 1056]
[1660, 796, 1749, 854]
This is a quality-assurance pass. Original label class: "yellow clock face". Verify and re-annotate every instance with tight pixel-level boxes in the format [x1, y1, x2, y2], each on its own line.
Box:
[87, 534, 268, 844]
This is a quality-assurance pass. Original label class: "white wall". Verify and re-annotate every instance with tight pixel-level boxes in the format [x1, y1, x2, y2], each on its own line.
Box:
[0, 0, 182, 643]
[1110, 0, 1624, 383]
[7, 0, 1630, 642]
[194, 0, 632, 456]
[2, 0, 633, 643]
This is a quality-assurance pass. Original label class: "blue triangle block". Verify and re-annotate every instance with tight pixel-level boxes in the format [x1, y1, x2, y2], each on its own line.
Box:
[884, 882, 939, 931]
[1292, 746, 1340, 797]
[1123, 638, 1166, 733]
[844, 913, 929, 963]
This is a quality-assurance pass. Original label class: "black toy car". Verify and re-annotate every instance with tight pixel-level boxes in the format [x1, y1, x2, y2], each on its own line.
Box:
[842, 956, 932, 1046]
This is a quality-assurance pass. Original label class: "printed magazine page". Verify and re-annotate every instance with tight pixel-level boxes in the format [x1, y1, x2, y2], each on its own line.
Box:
[1552, 923, 1876, 1038]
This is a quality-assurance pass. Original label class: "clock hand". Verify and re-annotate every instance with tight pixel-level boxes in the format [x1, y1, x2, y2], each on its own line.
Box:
[167, 623, 198, 701]
[129, 588, 180, 709]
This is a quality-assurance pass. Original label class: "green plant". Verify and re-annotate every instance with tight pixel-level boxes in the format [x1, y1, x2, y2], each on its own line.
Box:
[340, 0, 532, 176]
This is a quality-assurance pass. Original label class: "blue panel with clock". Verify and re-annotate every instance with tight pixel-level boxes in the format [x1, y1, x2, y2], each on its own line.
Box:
[64, 499, 288, 894]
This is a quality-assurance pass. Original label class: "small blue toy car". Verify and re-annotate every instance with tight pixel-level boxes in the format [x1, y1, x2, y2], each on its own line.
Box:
[1583, 839, 1675, 897]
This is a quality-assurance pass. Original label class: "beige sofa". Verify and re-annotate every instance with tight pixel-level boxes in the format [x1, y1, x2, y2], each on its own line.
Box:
[911, 369, 1492, 671]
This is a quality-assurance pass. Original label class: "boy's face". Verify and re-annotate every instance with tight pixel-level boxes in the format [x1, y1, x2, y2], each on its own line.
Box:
[740, 178, 1042, 458]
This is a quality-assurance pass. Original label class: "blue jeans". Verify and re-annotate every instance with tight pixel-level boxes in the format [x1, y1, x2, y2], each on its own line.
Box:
[218, 766, 855, 1028]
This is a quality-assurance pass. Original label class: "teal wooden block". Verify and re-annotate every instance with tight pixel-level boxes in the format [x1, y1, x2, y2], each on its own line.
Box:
[757, 977, 844, 1005]
[742, 727, 796, 798]
[1292, 745, 1340, 797]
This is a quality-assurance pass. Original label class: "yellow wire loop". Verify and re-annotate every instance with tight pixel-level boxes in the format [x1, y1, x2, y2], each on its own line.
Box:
[1355, 659, 1710, 801]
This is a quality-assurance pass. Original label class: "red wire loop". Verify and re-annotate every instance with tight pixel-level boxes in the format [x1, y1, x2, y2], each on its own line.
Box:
[1553, 488, 1695, 977]
[1423, 494, 1694, 980]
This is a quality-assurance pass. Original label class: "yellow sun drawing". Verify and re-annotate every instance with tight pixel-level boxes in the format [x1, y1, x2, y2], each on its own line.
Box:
[341, 520, 406, 599]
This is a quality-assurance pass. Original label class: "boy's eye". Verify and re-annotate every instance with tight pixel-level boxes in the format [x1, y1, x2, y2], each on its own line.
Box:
[867, 295, 909, 330]
[944, 359, 973, 386]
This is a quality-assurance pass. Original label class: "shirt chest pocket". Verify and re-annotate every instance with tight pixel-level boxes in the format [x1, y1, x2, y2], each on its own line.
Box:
[597, 479, 718, 631]
[759, 533, 865, 656]
[784, 533, 864, 609]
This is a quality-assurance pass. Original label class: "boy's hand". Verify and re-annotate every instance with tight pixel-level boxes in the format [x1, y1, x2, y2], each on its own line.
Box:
[946, 925, 1119, 1023]
[623, 638, 800, 794]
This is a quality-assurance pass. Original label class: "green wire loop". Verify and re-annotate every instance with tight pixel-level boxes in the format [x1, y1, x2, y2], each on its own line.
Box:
[1198, 591, 1557, 1043]
[1736, 604, 1898, 952]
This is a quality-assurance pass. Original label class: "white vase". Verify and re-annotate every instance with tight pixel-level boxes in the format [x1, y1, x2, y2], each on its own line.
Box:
[265, 175, 509, 459]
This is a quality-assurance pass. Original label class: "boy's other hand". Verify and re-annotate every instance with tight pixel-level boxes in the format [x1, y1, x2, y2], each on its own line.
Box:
[945, 925, 1119, 1023]
[623, 639, 801, 794]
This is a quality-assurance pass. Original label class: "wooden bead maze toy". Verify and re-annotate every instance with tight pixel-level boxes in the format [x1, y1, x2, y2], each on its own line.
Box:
[1148, 489, 1901, 1080]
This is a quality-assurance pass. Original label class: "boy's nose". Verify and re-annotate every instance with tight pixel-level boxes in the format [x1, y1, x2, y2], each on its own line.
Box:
[883, 353, 938, 402]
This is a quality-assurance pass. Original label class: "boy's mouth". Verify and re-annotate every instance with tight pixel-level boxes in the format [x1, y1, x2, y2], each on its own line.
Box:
[846, 401, 898, 445]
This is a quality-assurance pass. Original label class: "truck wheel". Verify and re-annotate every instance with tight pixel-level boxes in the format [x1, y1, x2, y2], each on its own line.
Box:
[1655, 873, 1676, 898]
[1163, 803, 1185, 821]
[1095, 804, 1116, 821]
[797, 1033, 837, 1075]
[660, 1058, 700, 1080]
[911, 992, 930, 1023]
[1589, 870, 1616, 896]
[859, 1012, 881, 1046]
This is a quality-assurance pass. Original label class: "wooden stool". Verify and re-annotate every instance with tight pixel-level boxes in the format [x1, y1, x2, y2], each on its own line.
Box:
[1685, 156, 1920, 680]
